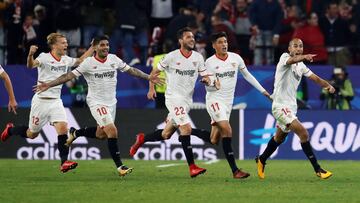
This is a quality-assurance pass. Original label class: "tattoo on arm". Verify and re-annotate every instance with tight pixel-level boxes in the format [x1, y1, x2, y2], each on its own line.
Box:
[48, 72, 76, 87]
[126, 67, 150, 80]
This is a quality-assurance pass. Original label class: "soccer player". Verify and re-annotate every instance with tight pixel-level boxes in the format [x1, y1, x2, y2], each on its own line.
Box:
[205, 32, 271, 179]
[129, 27, 216, 178]
[0, 65, 17, 114]
[1, 33, 94, 172]
[255, 38, 335, 179]
[34, 35, 162, 176]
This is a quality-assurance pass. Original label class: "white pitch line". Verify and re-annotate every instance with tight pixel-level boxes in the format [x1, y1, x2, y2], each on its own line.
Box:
[156, 163, 185, 168]
[204, 159, 220, 165]
[156, 159, 220, 168]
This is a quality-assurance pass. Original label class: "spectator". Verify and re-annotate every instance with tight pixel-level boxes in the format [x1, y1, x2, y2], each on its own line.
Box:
[320, 67, 354, 110]
[0, 0, 12, 64]
[248, 0, 283, 65]
[165, 6, 197, 49]
[234, 0, 253, 64]
[211, 14, 239, 53]
[110, 0, 150, 65]
[4, 0, 27, 64]
[213, 0, 236, 25]
[150, 0, 173, 30]
[293, 12, 328, 64]
[319, 2, 351, 66]
[55, 0, 82, 57]
[22, 13, 38, 53]
[80, 0, 107, 47]
[277, 4, 302, 59]
[33, 4, 55, 54]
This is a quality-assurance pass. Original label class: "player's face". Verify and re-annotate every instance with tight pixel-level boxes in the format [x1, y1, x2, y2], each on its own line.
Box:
[288, 39, 303, 56]
[180, 31, 195, 51]
[53, 37, 68, 56]
[96, 40, 109, 58]
[213, 37, 228, 55]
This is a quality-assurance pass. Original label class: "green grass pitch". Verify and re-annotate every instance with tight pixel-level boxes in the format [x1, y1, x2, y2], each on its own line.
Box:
[1, 159, 359, 203]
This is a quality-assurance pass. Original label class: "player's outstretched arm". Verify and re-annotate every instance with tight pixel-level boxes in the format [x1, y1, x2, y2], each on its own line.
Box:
[34, 72, 77, 93]
[0, 71, 17, 114]
[286, 54, 316, 65]
[74, 45, 95, 67]
[308, 73, 335, 93]
[125, 66, 164, 85]
[239, 67, 272, 101]
[27, 45, 40, 68]
[147, 68, 158, 100]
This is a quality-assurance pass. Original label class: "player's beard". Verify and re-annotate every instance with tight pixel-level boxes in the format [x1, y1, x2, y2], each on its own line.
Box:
[183, 43, 194, 51]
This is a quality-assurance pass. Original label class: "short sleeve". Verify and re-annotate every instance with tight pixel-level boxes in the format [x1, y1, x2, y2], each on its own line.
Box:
[64, 56, 77, 67]
[35, 53, 46, 67]
[237, 54, 246, 70]
[116, 56, 130, 72]
[301, 64, 313, 77]
[197, 56, 206, 73]
[72, 58, 89, 77]
[279, 53, 291, 68]
[157, 53, 169, 71]
[0, 65, 4, 74]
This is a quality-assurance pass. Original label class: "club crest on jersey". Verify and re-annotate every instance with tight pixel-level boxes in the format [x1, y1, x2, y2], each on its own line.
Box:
[110, 63, 116, 68]
[176, 62, 181, 65]
[231, 63, 237, 68]
[93, 66, 97, 69]
[192, 62, 198, 67]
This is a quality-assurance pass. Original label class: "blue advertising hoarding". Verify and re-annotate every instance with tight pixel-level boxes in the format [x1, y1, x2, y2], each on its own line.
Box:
[240, 109, 360, 160]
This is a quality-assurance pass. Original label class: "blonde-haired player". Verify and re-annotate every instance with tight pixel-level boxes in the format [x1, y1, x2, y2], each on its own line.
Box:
[255, 38, 335, 179]
[33, 35, 162, 176]
[1, 33, 94, 173]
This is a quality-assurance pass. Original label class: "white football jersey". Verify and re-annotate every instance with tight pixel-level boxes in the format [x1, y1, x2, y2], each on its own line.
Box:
[205, 52, 245, 106]
[272, 53, 313, 109]
[157, 49, 206, 102]
[0, 65, 4, 74]
[35, 53, 76, 98]
[72, 54, 130, 107]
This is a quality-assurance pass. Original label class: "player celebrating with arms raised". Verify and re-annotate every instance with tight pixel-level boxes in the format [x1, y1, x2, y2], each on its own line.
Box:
[1, 33, 94, 172]
[34, 35, 162, 176]
[205, 32, 271, 179]
[255, 38, 335, 179]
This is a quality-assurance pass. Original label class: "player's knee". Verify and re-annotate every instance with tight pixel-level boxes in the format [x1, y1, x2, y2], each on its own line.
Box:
[179, 125, 192, 135]
[161, 132, 172, 140]
[27, 132, 39, 139]
[96, 133, 107, 140]
[298, 133, 309, 142]
[210, 137, 219, 145]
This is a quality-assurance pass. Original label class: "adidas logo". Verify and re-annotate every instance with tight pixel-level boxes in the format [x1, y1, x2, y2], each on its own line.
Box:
[134, 118, 217, 161]
[17, 108, 101, 160]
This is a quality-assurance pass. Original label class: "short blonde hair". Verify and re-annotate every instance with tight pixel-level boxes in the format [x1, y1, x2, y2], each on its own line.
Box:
[47, 33, 65, 47]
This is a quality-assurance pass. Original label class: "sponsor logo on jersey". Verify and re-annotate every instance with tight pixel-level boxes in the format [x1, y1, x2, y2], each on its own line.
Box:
[50, 66, 67, 72]
[175, 69, 196, 77]
[215, 70, 236, 78]
[94, 71, 115, 79]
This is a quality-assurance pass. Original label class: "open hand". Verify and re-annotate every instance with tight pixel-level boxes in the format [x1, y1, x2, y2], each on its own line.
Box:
[149, 72, 165, 85]
[32, 81, 50, 93]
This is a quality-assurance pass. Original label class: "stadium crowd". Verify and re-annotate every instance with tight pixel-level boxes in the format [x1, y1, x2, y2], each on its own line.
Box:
[0, 0, 359, 66]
